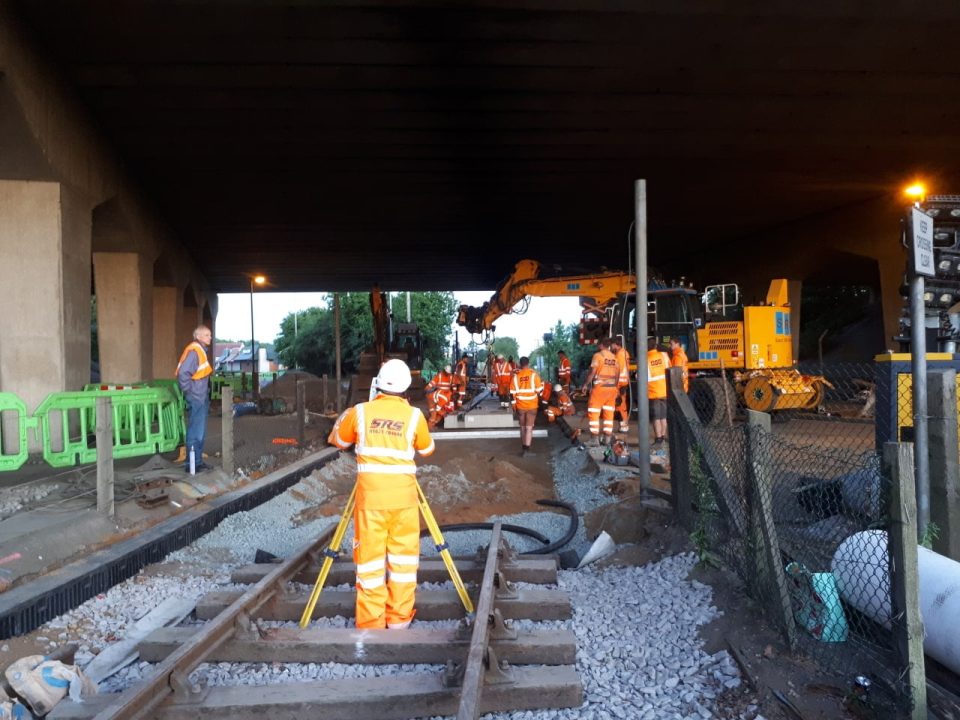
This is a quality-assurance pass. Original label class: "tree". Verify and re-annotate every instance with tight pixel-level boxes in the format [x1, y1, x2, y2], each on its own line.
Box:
[529, 321, 594, 384]
[490, 337, 520, 362]
[274, 291, 460, 377]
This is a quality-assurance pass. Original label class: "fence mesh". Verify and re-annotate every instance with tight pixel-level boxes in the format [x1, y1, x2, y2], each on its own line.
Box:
[670, 362, 915, 717]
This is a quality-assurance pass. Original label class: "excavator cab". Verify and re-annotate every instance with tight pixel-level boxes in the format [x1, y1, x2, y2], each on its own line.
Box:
[609, 287, 703, 357]
[702, 283, 742, 321]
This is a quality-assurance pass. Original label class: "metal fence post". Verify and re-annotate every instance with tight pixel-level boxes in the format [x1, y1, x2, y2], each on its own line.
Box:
[221, 386, 234, 476]
[883, 442, 927, 719]
[927, 369, 960, 560]
[667, 367, 693, 530]
[297, 379, 306, 454]
[95, 397, 114, 516]
[745, 409, 796, 650]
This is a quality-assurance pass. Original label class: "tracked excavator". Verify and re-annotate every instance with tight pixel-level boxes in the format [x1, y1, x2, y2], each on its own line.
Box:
[457, 259, 829, 424]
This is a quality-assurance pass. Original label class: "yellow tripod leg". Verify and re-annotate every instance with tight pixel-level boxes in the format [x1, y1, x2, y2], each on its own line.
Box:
[299, 484, 357, 628]
[416, 480, 475, 616]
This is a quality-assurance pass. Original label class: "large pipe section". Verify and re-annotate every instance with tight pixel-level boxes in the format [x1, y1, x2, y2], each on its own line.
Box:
[831, 530, 960, 674]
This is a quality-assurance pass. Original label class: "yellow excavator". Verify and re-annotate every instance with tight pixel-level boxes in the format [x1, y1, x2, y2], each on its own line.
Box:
[457, 259, 829, 424]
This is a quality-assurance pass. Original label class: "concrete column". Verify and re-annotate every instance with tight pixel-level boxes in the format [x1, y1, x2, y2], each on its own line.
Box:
[0, 180, 91, 411]
[92, 251, 152, 383]
[152, 286, 178, 379]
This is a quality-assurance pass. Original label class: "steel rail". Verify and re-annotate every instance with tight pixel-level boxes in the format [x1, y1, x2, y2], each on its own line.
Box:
[456, 520, 503, 720]
[92, 525, 336, 720]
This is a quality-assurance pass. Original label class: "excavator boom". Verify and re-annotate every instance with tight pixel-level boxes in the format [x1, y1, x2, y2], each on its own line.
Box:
[457, 259, 636, 334]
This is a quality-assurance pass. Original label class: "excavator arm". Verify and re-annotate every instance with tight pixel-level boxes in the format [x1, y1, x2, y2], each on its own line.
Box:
[457, 259, 636, 335]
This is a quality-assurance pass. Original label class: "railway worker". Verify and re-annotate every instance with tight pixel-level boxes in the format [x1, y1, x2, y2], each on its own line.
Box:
[580, 337, 621, 446]
[610, 337, 632, 433]
[510, 356, 544, 456]
[176, 325, 214, 472]
[669, 336, 690, 393]
[545, 383, 580, 445]
[453, 353, 469, 408]
[424, 365, 455, 428]
[647, 338, 673, 446]
[494, 354, 513, 407]
[328, 359, 435, 630]
[557, 350, 572, 393]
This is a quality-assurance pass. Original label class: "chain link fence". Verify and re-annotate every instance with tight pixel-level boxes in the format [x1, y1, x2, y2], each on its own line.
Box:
[669, 362, 917, 717]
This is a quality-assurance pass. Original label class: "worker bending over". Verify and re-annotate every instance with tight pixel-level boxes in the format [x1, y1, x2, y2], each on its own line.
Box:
[669, 337, 689, 393]
[328, 359, 435, 630]
[424, 365, 455, 428]
[544, 383, 579, 444]
[611, 338, 631, 432]
[510, 356, 544, 456]
[581, 337, 622, 446]
[647, 338, 673, 446]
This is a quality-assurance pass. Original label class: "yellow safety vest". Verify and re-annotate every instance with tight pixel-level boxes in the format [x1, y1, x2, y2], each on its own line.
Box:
[176, 342, 212, 380]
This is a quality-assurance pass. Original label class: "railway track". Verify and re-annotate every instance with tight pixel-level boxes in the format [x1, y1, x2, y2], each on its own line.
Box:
[51, 521, 583, 720]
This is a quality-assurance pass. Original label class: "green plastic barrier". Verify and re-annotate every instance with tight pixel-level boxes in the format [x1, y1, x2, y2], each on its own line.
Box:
[0, 393, 31, 472]
[35, 387, 183, 468]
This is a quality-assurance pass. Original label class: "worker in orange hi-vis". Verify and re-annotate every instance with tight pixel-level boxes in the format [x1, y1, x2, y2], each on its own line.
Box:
[610, 337, 632, 433]
[424, 365, 455, 428]
[453, 353, 469, 408]
[647, 338, 673, 446]
[556, 350, 572, 393]
[669, 336, 690, 393]
[544, 383, 575, 423]
[493, 354, 513, 408]
[328, 359, 435, 630]
[510, 356, 544, 457]
[580, 337, 621, 447]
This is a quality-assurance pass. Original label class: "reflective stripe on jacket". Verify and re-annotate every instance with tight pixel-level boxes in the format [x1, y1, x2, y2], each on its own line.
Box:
[647, 350, 672, 399]
[176, 342, 212, 380]
[426, 371, 453, 391]
[615, 347, 630, 387]
[328, 394, 435, 510]
[558, 357, 572, 381]
[510, 368, 544, 410]
[590, 349, 620, 387]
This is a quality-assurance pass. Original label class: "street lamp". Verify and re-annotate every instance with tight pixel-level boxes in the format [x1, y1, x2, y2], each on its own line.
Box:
[250, 274, 266, 401]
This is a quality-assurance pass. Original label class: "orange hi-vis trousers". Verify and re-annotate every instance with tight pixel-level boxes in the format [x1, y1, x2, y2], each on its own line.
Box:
[587, 385, 618, 437]
[353, 506, 420, 629]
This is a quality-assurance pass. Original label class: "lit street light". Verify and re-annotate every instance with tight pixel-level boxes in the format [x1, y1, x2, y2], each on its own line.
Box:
[905, 182, 927, 202]
[250, 274, 266, 401]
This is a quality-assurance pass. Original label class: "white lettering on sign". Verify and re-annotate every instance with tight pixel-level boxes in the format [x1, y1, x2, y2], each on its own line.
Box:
[912, 207, 935, 277]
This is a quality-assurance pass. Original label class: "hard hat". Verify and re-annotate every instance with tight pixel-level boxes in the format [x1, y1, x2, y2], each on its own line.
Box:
[497, 354, 505, 360]
[376, 359, 412, 393]
[554, 384, 562, 392]
[444, 364, 452, 373]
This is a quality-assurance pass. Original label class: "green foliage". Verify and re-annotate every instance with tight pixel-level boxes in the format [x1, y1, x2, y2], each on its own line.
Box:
[528, 321, 594, 384]
[689, 445, 721, 568]
[490, 337, 520, 362]
[920, 521, 940, 550]
[274, 291, 459, 376]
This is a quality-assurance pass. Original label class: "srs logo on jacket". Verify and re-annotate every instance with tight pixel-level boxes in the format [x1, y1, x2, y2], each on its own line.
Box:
[369, 418, 405, 437]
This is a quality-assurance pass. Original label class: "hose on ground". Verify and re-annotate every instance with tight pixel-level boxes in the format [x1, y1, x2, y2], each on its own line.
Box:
[422, 498, 579, 556]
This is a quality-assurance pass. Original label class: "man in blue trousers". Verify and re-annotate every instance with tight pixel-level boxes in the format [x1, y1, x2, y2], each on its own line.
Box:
[176, 325, 213, 472]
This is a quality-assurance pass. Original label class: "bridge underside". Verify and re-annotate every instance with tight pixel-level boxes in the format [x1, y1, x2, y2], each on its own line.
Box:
[9, 1, 960, 292]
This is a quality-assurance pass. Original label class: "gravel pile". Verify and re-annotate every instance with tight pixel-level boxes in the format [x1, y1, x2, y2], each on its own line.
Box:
[0, 482, 60, 519]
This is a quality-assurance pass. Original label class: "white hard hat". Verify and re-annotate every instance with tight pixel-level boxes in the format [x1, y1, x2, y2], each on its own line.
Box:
[554, 384, 562, 392]
[444, 364, 452, 373]
[497, 354, 505, 360]
[376, 359, 412, 393]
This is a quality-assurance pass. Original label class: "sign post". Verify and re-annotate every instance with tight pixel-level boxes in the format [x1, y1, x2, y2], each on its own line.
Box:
[909, 206, 934, 538]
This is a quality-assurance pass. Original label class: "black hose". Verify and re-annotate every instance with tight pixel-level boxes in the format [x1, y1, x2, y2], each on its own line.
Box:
[419, 523, 551, 545]
[421, 498, 579, 556]
[523, 499, 578, 555]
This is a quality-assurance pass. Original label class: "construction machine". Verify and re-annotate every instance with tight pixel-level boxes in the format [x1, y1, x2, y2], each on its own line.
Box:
[457, 259, 829, 423]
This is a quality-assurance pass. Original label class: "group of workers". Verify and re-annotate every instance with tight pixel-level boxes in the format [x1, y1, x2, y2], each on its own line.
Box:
[317, 336, 689, 633]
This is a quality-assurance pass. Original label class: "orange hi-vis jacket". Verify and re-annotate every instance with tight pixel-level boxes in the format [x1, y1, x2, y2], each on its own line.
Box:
[647, 349, 672, 400]
[672, 346, 690, 392]
[176, 342, 213, 380]
[426, 371, 453, 392]
[546, 389, 575, 421]
[454, 358, 468, 385]
[494, 359, 511, 382]
[511, 367, 544, 410]
[590, 349, 621, 387]
[557, 356, 572, 384]
[328, 394, 435, 510]
[615, 347, 630, 388]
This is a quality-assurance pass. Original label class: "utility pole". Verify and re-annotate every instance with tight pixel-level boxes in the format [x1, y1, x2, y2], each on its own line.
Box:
[908, 203, 933, 537]
[635, 180, 650, 490]
[334, 293, 342, 412]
